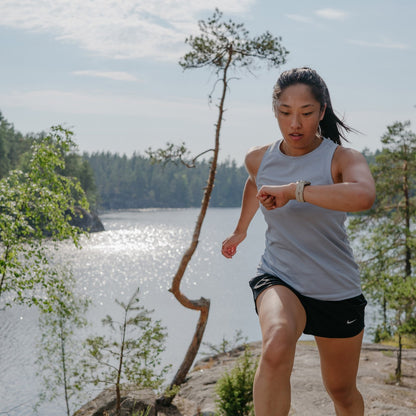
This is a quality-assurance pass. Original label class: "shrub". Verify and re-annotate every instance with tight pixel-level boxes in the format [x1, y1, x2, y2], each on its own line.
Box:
[215, 347, 258, 416]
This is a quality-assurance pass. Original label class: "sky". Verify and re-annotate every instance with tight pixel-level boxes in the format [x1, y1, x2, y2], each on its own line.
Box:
[0, 0, 415, 165]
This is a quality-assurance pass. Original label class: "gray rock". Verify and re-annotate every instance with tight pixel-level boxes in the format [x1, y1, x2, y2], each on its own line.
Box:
[69, 207, 105, 233]
[73, 386, 156, 416]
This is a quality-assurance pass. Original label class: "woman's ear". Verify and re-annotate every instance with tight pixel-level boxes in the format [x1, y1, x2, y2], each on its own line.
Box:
[320, 104, 327, 121]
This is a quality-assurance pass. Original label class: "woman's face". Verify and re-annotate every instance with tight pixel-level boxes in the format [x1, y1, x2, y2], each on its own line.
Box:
[275, 83, 326, 156]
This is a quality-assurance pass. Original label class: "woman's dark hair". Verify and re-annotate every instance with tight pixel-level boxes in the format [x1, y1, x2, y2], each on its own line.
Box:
[272, 67, 355, 145]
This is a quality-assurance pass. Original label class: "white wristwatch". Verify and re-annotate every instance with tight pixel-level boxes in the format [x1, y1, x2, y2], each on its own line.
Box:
[295, 180, 311, 203]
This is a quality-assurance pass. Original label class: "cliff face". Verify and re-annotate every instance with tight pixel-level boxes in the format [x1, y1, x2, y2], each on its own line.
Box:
[74, 341, 416, 416]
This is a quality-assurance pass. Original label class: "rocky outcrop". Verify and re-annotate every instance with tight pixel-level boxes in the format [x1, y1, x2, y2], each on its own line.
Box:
[74, 386, 157, 416]
[74, 342, 416, 416]
[69, 207, 105, 233]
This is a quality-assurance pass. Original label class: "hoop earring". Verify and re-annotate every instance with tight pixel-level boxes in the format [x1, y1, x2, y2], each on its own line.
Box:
[317, 124, 322, 138]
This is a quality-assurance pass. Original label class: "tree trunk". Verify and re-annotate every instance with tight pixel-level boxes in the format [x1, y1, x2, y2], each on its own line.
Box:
[0, 244, 11, 298]
[158, 49, 233, 407]
[116, 308, 128, 415]
[59, 318, 71, 416]
[395, 332, 402, 383]
[403, 160, 411, 278]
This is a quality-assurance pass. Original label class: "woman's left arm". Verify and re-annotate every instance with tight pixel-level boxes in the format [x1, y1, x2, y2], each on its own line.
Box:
[302, 147, 375, 212]
[257, 147, 376, 213]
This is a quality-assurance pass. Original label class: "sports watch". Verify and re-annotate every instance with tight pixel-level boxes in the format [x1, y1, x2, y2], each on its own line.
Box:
[295, 180, 311, 203]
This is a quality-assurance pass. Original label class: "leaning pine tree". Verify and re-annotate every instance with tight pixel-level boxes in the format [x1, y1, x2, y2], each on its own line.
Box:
[152, 9, 289, 404]
[349, 121, 416, 382]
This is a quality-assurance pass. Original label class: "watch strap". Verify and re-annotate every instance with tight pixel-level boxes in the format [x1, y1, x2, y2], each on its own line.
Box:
[295, 180, 311, 203]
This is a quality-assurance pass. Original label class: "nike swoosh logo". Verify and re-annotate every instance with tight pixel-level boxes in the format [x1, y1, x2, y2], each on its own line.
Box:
[347, 319, 357, 325]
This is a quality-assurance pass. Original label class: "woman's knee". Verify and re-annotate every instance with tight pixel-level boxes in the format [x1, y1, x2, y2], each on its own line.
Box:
[325, 380, 358, 406]
[260, 326, 297, 370]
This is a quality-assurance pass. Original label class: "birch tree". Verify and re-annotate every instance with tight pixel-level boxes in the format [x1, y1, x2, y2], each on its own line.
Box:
[0, 126, 88, 311]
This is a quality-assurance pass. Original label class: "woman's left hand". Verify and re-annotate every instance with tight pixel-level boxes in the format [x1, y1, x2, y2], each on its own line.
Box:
[257, 184, 295, 210]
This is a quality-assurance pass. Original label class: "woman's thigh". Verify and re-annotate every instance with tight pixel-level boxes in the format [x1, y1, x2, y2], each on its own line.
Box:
[315, 330, 364, 392]
[256, 285, 307, 345]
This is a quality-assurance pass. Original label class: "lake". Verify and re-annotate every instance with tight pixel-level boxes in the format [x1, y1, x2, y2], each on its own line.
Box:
[0, 208, 378, 415]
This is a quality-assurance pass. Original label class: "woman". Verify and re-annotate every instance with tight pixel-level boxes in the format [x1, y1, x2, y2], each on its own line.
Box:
[221, 67, 375, 416]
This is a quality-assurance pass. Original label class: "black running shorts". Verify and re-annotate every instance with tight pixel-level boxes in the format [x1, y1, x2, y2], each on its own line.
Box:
[249, 273, 367, 338]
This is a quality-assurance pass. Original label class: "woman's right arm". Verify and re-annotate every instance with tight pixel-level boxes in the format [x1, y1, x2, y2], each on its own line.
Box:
[221, 145, 268, 259]
[221, 176, 259, 258]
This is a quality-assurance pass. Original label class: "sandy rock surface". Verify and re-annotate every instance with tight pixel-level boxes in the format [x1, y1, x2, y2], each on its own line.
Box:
[75, 341, 416, 416]
[171, 341, 416, 416]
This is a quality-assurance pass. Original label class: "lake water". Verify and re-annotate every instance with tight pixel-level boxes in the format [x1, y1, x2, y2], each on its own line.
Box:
[0, 208, 378, 415]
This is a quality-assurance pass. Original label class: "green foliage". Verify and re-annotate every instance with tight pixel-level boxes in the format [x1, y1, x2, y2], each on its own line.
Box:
[162, 384, 181, 400]
[0, 125, 89, 312]
[82, 287, 170, 414]
[35, 266, 90, 416]
[373, 324, 392, 344]
[202, 329, 248, 356]
[0, 111, 98, 206]
[146, 141, 195, 167]
[215, 347, 258, 416]
[132, 407, 152, 416]
[349, 121, 416, 380]
[179, 8, 288, 72]
[63, 152, 98, 207]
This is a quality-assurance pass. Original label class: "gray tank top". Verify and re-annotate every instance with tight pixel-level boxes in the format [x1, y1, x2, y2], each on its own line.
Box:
[256, 138, 361, 301]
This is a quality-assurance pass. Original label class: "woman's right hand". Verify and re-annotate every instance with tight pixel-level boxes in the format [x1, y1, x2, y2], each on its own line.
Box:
[221, 231, 247, 259]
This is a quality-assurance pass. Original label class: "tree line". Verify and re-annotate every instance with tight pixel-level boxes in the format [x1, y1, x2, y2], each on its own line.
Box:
[84, 148, 391, 211]
[1, 111, 249, 210]
[84, 151, 248, 209]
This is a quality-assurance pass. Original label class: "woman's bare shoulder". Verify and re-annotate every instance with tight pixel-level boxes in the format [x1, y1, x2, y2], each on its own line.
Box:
[333, 145, 369, 168]
[245, 144, 271, 178]
[332, 145, 372, 183]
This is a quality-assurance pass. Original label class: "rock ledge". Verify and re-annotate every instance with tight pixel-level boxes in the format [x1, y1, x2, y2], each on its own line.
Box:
[75, 341, 416, 416]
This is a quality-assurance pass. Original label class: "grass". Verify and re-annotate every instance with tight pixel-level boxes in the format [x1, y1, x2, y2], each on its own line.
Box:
[379, 334, 416, 349]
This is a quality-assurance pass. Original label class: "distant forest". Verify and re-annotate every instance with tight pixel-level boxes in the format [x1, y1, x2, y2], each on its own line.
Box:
[85, 152, 248, 209]
[1, 111, 380, 211]
[0, 112, 247, 209]
[85, 148, 380, 210]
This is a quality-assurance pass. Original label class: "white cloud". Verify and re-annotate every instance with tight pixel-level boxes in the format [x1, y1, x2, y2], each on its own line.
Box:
[348, 39, 409, 50]
[286, 14, 313, 24]
[0, 89, 209, 117]
[315, 8, 348, 20]
[73, 70, 138, 81]
[0, 0, 255, 61]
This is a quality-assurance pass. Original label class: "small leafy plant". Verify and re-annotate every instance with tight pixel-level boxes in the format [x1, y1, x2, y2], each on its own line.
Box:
[215, 347, 258, 416]
[82, 287, 170, 415]
[35, 266, 90, 416]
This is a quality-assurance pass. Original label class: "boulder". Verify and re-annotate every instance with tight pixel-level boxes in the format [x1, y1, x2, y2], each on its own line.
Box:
[69, 207, 105, 233]
[73, 386, 156, 416]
